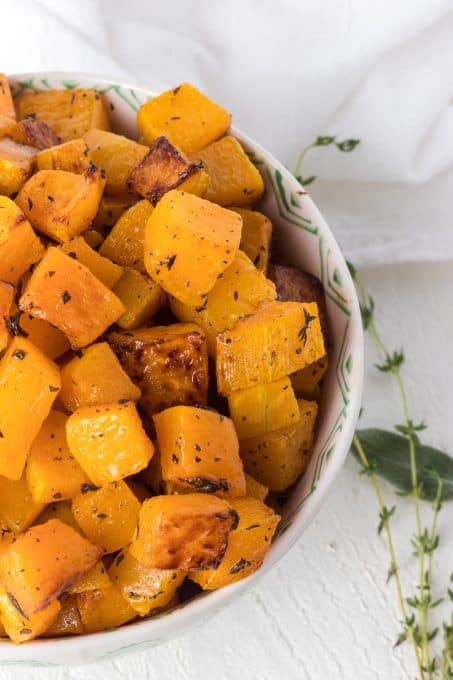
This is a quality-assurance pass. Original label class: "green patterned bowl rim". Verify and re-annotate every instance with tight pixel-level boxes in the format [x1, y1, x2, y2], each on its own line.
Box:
[0, 72, 364, 666]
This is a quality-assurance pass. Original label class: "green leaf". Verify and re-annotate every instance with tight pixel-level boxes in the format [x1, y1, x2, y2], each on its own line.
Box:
[315, 135, 336, 146]
[351, 429, 453, 501]
[296, 175, 317, 186]
[336, 138, 361, 152]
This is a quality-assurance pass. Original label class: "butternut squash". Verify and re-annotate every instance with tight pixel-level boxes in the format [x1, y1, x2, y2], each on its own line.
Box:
[35, 500, 80, 532]
[99, 199, 152, 271]
[36, 138, 91, 173]
[7, 119, 60, 149]
[77, 585, 136, 633]
[0, 474, 45, 534]
[93, 194, 137, 234]
[61, 237, 123, 288]
[291, 356, 328, 395]
[0, 586, 60, 644]
[0, 197, 43, 285]
[0, 74, 15, 120]
[178, 166, 210, 197]
[0, 283, 14, 352]
[42, 594, 83, 636]
[231, 207, 272, 273]
[16, 311, 71, 361]
[0, 137, 36, 195]
[68, 561, 111, 594]
[144, 190, 242, 306]
[113, 268, 166, 329]
[244, 473, 268, 502]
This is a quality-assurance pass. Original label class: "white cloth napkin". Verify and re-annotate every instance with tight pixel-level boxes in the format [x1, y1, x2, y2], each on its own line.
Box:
[2, 0, 453, 265]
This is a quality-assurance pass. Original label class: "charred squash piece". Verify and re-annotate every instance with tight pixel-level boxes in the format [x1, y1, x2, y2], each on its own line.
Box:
[7, 119, 60, 149]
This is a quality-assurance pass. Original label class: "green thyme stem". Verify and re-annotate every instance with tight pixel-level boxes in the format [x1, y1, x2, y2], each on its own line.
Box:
[293, 143, 316, 181]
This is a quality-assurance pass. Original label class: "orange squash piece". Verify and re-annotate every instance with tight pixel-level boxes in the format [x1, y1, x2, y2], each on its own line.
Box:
[99, 199, 152, 271]
[0, 137, 36, 195]
[77, 585, 136, 633]
[43, 594, 83, 636]
[231, 207, 272, 273]
[16, 89, 111, 142]
[113, 268, 166, 329]
[291, 356, 328, 395]
[190, 497, 279, 590]
[0, 197, 44, 285]
[16, 165, 105, 243]
[66, 401, 154, 485]
[0, 475, 45, 535]
[244, 473, 268, 502]
[155, 405, 246, 497]
[36, 138, 91, 173]
[137, 83, 231, 155]
[0, 74, 15, 119]
[216, 301, 325, 395]
[93, 195, 137, 234]
[0, 586, 60, 644]
[144, 190, 242, 306]
[60, 237, 123, 288]
[109, 548, 184, 616]
[0, 337, 60, 480]
[35, 500, 80, 532]
[59, 342, 140, 412]
[17, 311, 70, 361]
[0, 282, 14, 352]
[0, 519, 102, 617]
[177, 166, 210, 197]
[26, 410, 90, 503]
[68, 560, 111, 594]
[108, 323, 208, 417]
[191, 136, 264, 206]
[72, 481, 141, 553]
[129, 493, 238, 570]
[19, 247, 124, 348]
[7, 119, 60, 149]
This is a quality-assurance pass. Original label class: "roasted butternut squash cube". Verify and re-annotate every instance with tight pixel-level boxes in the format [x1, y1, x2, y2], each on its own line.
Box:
[36, 138, 91, 173]
[35, 500, 80, 532]
[0, 115, 15, 137]
[109, 324, 208, 417]
[82, 227, 104, 249]
[137, 83, 231, 154]
[26, 410, 90, 503]
[130, 493, 238, 570]
[144, 190, 242, 306]
[93, 194, 137, 233]
[178, 167, 210, 197]
[43, 594, 83, 636]
[84, 129, 148, 195]
[19, 247, 125, 348]
[0, 337, 60, 480]
[68, 560, 111, 594]
[170, 250, 276, 355]
[0, 197, 43, 285]
[228, 376, 300, 440]
[155, 406, 245, 498]
[0, 74, 15, 119]
[59, 342, 140, 412]
[231, 207, 272, 273]
[17, 312, 70, 360]
[0, 475, 45, 534]
[0, 283, 14, 352]
[77, 585, 136, 633]
[99, 199, 152, 271]
[0, 519, 102, 617]
[61, 237, 123, 288]
[72, 481, 141, 553]
[0, 586, 60, 644]
[113, 268, 166, 329]
[190, 497, 279, 590]
[216, 301, 325, 395]
[109, 549, 184, 616]
[16, 89, 111, 142]
[66, 402, 154, 485]
[191, 136, 264, 206]
[245, 473, 268, 501]
[0, 137, 37, 196]
[127, 136, 201, 205]
[291, 356, 328, 395]
[240, 399, 318, 491]
[7, 119, 60, 149]
[16, 166, 105, 243]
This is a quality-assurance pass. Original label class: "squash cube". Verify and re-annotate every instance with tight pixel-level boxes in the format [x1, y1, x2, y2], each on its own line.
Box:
[228, 376, 300, 439]
[59, 342, 140, 412]
[0, 283, 14, 352]
[291, 356, 328, 395]
[99, 199, 152, 271]
[35, 500, 80, 532]
[127, 135, 201, 205]
[191, 497, 279, 590]
[109, 548, 184, 616]
[137, 83, 231, 154]
[93, 194, 137, 233]
[244, 473, 268, 502]
[36, 138, 91, 173]
[0, 475, 45, 534]
[0, 337, 60, 480]
[19, 247, 125, 348]
[170, 250, 276, 355]
[113, 268, 166, 329]
[16, 166, 105, 243]
[216, 301, 325, 395]
[77, 585, 136, 633]
[0, 197, 43, 285]
[129, 493, 238, 570]
[72, 481, 141, 553]
[144, 190, 242, 306]
[82, 227, 104, 249]
[232, 207, 272, 273]
[178, 166, 210, 197]
[26, 410, 90, 503]
[84, 128, 148, 195]
[0, 519, 102, 617]
[191, 136, 264, 206]
[16, 89, 111, 142]
[61, 237, 123, 288]
[240, 399, 318, 491]
[155, 405, 245, 498]
[43, 594, 83, 636]
[7, 119, 60, 149]
[109, 323, 208, 417]
[68, 560, 111, 594]
[16, 312, 70, 360]
[0, 137, 36, 195]
[66, 401, 154, 485]
[0, 586, 60, 644]
[0, 74, 15, 119]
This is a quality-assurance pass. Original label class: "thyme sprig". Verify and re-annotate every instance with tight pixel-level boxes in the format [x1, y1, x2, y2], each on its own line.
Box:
[293, 135, 361, 185]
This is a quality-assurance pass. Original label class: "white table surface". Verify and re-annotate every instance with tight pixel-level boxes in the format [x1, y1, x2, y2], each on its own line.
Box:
[0, 261, 450, 679]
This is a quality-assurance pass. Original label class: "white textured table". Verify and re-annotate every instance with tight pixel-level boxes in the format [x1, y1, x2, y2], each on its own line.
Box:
[1, 261, 450, 680]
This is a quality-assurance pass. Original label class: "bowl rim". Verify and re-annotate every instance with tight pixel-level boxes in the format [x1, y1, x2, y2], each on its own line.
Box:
[1, 71, 364, 664]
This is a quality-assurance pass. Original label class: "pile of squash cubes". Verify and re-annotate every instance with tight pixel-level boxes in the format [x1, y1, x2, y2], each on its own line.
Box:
[0, 74, 327, 642]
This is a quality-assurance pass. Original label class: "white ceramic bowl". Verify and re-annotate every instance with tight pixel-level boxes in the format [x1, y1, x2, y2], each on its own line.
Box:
[2, 72, 363, 666]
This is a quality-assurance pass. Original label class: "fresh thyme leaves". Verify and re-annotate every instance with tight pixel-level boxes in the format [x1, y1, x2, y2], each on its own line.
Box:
[298, 308, 317, 345]
[293, 136, 361, 185]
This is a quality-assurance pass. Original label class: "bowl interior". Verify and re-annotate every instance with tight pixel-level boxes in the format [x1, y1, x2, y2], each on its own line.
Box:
[1, 72, 363, 665]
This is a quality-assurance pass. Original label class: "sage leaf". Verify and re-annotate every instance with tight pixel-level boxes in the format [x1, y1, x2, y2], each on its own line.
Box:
[351, 429, 453, 501]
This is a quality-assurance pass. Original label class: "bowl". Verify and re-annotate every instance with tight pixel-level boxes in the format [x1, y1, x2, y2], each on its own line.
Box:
[2, 72, 364, 666]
